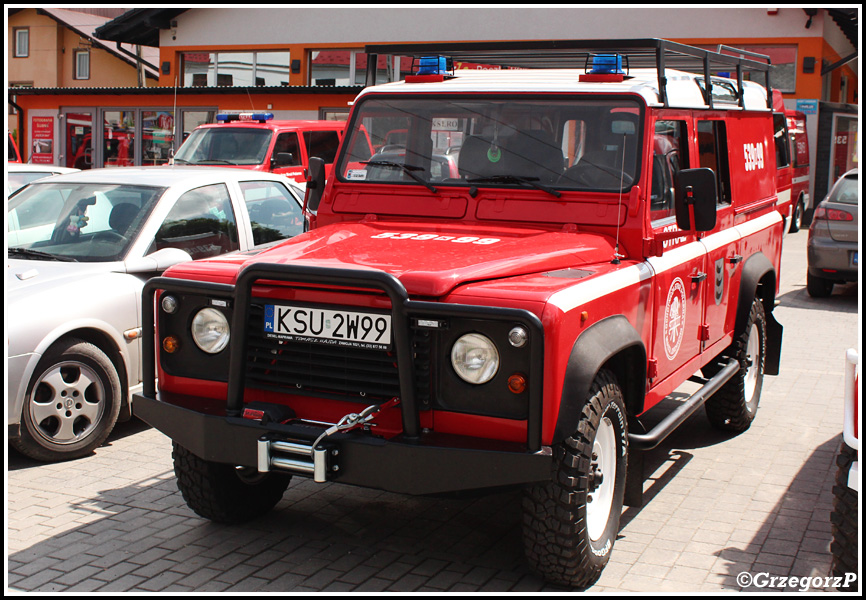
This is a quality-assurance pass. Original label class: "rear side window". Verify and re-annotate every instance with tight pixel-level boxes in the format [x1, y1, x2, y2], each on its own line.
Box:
[304, 130, 341, 164]
[697, 120, 732, 204]
[150, 183, 239, 260]
[773, 114, 790, 169]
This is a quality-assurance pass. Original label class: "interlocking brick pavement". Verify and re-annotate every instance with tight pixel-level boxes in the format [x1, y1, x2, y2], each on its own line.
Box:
[7, 231, 860, 592]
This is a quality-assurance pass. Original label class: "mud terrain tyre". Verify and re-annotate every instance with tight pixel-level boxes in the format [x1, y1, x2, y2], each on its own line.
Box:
[13, 338, 122, 462]
[172, 442, 291, 524]
[830, 442, 858, 591]
[522, 369, 628, 588]
[704, 298, 765, 432]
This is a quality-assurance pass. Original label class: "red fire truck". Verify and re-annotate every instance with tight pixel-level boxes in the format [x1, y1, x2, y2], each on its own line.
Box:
[171, 114, 348, 183]
[134, 40, 784, 587]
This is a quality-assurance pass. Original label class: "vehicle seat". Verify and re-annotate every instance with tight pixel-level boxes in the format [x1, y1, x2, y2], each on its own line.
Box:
[458, 135, 508, 180]
[108, 203, 140, 236]
[501, 128, 564, 184]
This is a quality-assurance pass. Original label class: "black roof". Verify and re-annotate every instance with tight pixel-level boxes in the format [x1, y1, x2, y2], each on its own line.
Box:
[94, 8, 189, 47]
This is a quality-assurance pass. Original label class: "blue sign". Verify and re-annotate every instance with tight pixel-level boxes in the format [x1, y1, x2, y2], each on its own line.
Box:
[796, 99, 818, 115]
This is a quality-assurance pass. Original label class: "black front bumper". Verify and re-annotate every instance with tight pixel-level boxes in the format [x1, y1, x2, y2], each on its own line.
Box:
[134, 391, 552, 495]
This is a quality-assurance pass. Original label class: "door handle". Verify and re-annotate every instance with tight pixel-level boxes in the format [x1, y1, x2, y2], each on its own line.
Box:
[691, 272, 708, 283]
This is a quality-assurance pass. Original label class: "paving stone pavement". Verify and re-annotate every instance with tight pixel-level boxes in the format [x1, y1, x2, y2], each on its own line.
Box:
[7, 231, 860, 593]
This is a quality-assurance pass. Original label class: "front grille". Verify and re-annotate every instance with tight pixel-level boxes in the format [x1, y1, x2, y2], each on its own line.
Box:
[245, 303, 401, 402]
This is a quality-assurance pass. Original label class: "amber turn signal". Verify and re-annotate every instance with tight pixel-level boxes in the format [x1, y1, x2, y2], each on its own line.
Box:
[507, 374, 526, 394]
[162, 336, 180, 353]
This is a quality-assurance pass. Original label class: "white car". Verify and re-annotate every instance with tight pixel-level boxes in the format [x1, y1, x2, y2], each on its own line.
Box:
[8, 167, 307, 461]
[7, 163, 81, 195]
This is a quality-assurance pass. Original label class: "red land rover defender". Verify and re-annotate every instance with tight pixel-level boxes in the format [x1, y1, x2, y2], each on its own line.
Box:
[172, 113, 348, 183]
[135, 40, 784, 588]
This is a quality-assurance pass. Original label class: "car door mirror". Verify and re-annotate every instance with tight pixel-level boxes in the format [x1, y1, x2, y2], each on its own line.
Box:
[272, 152, 295, 169]
[305, 157, 326, 212]
[675, 168, 717, 232]
[125, 247, 193, 274]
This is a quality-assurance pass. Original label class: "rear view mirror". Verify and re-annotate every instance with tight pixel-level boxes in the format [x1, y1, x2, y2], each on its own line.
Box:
[305, 157, 326, 212]
[675, 168, 717, 232]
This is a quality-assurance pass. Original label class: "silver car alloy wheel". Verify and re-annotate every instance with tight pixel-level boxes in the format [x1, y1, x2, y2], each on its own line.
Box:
[28, 359, 107, 446]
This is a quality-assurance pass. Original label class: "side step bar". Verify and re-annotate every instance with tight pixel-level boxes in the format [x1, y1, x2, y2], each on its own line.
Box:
[625, 358, 740, 506]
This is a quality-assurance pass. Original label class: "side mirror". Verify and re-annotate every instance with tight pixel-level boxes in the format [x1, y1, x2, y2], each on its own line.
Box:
[271, 152, 295, 169]
[675, 168, 717, 232]
[125, 247, 193, 274]
[305, 157, 326, 212]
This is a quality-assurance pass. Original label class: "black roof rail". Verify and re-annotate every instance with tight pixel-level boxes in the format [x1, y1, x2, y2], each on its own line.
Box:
[363, 38, 773, 109]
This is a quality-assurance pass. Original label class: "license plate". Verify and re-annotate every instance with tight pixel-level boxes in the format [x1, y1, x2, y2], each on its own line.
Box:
[264, 304, 392, 350]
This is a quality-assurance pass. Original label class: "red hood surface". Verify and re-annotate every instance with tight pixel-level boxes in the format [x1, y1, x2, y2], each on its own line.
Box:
[173, 221, 618, 297]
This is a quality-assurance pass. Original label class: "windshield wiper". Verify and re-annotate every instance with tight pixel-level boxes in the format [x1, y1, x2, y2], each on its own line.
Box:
[9, 248, 78, 262]
[191, 159, 237, 165]
[362, 160, 438, 193]
[467, 175, 561, 198]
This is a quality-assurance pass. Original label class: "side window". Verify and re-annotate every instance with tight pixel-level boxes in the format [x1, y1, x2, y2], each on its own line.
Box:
[773, 114, 790, 169]
[240, 180, 304, 245]
[304, 130, 341, 164]
[650, 120, 689, 222]
[151, 183, 239, 260]
[697, 120, 732, 204]
[274, 133, 301, 166]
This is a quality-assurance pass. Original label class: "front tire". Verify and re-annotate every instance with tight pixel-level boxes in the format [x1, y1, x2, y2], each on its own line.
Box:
[12, 338, 122, 462]
[173, 443, 291, 524]
[705, 298, 765, 432]
[522, 369, 628, 588]
[830, 443, 858, 591]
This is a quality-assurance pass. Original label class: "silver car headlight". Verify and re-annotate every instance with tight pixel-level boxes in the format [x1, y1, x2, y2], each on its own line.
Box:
[451, 333, 500, 384]
[191, 308, 230, 354]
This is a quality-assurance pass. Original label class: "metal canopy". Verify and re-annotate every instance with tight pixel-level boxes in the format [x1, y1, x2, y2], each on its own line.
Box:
[363, 38, 773, 109]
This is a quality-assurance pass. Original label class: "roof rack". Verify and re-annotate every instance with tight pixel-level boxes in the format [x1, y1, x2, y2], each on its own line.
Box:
[363, 38, 773, 109]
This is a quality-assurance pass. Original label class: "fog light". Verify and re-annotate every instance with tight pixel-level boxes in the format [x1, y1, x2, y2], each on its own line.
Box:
[162, 336, 180, 353]
[508, 374, 527, 394]
[161, 295, 178, 314]
[508, 326, 528, 348]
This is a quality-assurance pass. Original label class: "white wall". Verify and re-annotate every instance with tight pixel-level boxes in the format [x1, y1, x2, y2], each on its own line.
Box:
[164, 7, 826, 47]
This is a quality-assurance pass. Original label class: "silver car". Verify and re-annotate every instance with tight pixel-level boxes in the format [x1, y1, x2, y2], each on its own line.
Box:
[7, 164, 80, 195]
[807, 169, 859, 297]
[8, 167, 307, 461]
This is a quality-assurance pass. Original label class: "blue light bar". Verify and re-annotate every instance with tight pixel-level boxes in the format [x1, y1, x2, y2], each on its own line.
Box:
[216, 112, 274, 123]
[590, 54, 624, 75]
[416, 56, 452, 76]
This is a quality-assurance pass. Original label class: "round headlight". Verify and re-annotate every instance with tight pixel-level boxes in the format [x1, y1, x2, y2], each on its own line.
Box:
[451, 333, 499, 384]
[191, 308, 230, 354]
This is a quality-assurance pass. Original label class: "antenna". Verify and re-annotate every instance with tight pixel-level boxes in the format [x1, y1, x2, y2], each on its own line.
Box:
[169, 75, 178, 165]
[611, 132, 627, 265]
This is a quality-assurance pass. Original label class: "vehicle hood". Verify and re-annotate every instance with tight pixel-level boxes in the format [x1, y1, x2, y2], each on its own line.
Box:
[176, 221, 617, 297]
[7, 259, 120, 301]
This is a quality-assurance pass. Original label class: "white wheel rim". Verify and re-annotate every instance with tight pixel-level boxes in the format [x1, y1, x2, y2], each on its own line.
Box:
[587, 416, 617, 542]
[29, 361, 106, 446]
[743, 323, 760, 407]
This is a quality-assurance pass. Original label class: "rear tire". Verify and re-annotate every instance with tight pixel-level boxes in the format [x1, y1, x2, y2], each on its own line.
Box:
[172, 442, 291, 523]
[807, 272, 834, 298]
[522, 369, 628, 588]
[789, 198, 804, 233]
[705, 298, 765, 432]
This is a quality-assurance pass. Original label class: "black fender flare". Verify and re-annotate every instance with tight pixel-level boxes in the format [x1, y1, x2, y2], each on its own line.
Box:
[735, 252, 782, 376]
[553, 315, 646, 444]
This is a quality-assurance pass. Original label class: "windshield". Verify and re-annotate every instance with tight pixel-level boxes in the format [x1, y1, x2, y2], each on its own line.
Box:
[174, 127, 272, 166]
[8, 171, 59, 195]
[338, 97, 643, 192]
[8, 182, 166, 262]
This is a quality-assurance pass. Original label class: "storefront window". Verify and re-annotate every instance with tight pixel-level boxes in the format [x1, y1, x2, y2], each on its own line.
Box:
[142, 111, 175, 166]
[182, 110, 216, 144]
[182, 51, 291, 87]
[103, 111, 135, 168]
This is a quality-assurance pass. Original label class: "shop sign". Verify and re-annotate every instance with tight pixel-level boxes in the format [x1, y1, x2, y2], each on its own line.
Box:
[31, 116, 55, 164]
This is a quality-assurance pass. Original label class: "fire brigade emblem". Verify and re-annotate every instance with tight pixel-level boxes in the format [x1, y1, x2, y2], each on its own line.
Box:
[663, 277, 686, 360]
